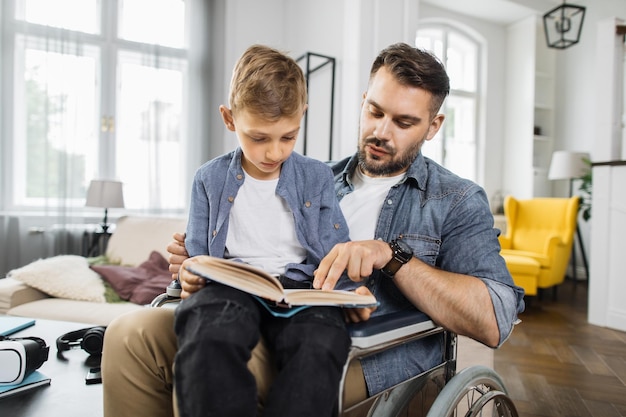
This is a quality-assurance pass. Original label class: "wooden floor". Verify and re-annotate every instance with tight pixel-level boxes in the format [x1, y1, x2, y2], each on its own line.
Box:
[495, 279, 626, 417]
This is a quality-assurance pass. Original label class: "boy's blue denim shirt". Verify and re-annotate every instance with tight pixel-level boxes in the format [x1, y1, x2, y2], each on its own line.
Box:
[185, 147, 357, 290]
[332, 152, 525, 395]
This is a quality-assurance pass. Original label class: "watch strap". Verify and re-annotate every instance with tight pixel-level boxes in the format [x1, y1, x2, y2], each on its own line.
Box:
[381, 240, 412, 278]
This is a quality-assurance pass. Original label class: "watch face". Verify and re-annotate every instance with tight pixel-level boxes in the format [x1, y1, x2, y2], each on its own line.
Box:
[396, 239, 413, 255]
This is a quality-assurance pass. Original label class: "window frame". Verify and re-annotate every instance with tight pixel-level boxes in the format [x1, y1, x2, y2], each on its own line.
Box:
[1, 0, 189, 213]
[416, 21, 485, 184]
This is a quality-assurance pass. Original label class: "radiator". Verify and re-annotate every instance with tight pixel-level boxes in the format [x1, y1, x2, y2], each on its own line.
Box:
[44, 225, 91, 257]
[0, 216, 101, 277]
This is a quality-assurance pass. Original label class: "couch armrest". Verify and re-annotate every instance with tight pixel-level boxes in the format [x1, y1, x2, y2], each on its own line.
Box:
[0, 278, 50, 314]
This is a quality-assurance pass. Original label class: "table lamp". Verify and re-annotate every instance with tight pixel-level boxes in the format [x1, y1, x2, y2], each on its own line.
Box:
[548, 151, 590, 196]
[85, 180, 125, 233]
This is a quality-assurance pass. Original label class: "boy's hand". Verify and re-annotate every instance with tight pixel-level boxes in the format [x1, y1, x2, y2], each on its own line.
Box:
[344, 286, 376, 323]
[313, 240, 392, 290]
[178, 256, 208, 299]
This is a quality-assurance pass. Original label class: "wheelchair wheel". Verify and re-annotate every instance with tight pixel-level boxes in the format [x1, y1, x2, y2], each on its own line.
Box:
[425, 365, 518, 417]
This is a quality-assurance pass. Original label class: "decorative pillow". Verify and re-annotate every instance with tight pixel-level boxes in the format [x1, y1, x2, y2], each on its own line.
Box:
[8, 255, 106, 302]
[90, 251, 172, 305]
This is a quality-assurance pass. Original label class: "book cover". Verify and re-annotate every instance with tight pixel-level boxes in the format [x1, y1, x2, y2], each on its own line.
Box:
[186, 257, 378, 313]
[0, 371, 51, 399]
[0, 317, 36, 336]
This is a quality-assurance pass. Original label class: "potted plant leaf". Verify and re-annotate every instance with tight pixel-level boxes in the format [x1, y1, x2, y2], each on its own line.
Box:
[578, 157, 592, 221]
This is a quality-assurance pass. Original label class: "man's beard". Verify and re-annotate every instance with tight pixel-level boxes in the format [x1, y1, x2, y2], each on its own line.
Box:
[357, 136, 423, 176]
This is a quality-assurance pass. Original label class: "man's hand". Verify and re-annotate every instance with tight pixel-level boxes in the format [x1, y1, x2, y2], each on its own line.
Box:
[167, 232, 188, 280]
[166, 232, 205, 299]
[313, 240, 392, 290]
[343, 286, 377, 323]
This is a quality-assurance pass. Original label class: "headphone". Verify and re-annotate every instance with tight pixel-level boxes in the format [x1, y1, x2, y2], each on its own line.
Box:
[56, 326, 106, 357]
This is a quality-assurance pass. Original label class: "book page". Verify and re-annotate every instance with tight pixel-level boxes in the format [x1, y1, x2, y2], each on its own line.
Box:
[283, 289, 378, 307]
[186, 259, 285, 302]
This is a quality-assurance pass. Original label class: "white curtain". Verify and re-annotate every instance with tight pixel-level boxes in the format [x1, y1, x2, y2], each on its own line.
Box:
[15, 21, 92, 254]
[5, 0, 208, 261]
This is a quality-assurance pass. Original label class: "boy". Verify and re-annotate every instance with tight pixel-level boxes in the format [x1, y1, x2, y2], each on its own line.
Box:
[174, 44, 359, 417]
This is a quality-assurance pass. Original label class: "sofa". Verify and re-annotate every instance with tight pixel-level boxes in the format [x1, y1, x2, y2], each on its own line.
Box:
[0, 215, 187, 326]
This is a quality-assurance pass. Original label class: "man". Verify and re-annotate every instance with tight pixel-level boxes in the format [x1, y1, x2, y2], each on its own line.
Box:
[102, 42, 524, 417]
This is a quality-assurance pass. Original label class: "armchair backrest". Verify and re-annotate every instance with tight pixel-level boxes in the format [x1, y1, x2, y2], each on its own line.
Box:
[502, 196, 579, 254]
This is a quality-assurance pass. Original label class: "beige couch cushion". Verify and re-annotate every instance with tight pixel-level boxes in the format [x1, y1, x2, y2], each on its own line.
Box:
[106, 216, 187, 266]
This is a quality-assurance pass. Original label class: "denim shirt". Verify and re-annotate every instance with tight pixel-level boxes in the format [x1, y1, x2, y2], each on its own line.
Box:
[185, 147, 356, 289]
[332, 152, 525, 395]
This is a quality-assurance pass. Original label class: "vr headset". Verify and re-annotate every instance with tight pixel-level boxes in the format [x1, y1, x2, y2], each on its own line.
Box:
[0, 336, 49, 385]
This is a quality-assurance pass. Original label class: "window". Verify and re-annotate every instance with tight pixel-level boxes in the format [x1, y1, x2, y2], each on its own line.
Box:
[416, 24, 481, 183]
[2, 0, 188, 212]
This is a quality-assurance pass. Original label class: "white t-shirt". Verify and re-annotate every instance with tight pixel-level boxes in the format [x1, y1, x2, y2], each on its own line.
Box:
[339, 168, 406, 241]
[225, 172, 306, 276]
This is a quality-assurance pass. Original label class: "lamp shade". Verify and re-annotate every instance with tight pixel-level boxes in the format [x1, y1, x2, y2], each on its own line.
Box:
[86, 180, 125, 208]
[548, 151, 590, 180]
[543, 3, 586, 49]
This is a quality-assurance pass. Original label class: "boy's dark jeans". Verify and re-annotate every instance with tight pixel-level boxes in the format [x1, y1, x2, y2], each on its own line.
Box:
[174, 282, 351, 417]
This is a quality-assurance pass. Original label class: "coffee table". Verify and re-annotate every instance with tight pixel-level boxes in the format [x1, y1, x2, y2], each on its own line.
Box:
[0, 318, 104, 417]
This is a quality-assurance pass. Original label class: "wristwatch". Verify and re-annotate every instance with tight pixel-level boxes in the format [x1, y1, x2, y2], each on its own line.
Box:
[380, 239, 413, 278]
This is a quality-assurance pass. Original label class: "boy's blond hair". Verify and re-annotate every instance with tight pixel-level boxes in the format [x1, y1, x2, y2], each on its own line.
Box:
[229, 44, 307, 121]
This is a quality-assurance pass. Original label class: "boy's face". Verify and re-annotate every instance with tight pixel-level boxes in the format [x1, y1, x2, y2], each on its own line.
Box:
[358, 66, 444, 177]
[221, 107, 303, 180]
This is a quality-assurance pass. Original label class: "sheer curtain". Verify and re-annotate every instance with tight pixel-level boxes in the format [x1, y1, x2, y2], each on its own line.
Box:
[15, 19, 97, 250]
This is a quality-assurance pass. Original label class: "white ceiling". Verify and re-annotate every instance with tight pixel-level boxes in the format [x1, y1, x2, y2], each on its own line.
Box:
[421, 0, 558, 25]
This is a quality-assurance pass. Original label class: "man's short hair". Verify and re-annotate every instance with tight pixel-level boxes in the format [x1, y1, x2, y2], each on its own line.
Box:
[370, 43, 450, 116]
[229, 44, 307, 120]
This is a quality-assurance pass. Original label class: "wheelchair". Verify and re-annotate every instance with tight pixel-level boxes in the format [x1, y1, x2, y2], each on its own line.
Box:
[152, 288, 518, 417]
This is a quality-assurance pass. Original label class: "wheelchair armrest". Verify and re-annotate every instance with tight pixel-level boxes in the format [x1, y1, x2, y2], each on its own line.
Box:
[150, 292, 181, 308]
[348, 310, 439, 352]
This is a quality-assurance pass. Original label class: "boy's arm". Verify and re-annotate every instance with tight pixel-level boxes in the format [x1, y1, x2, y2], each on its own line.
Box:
[185, 172, 211, 257]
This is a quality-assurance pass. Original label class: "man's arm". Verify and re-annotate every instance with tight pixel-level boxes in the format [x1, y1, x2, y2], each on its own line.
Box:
[313, 240, 500, 347]
[392, 255, 499, 347]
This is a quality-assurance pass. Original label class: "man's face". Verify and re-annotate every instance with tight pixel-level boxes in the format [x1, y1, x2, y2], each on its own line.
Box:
[357, 66, 444, 177]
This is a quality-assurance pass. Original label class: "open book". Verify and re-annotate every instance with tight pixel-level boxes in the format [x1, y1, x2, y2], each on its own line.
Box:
[186, 257, 378, 317]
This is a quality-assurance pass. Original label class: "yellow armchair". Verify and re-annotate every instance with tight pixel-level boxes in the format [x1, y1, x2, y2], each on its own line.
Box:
[498, 195, 579, 297]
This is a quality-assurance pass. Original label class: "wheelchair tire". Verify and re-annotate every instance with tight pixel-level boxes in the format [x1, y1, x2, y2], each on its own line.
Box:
[425, 365, 518, 417]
